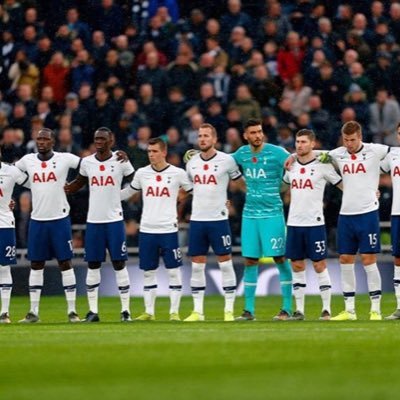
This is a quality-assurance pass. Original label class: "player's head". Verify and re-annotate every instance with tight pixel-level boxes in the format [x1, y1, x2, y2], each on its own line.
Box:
[295, 129, 315, 157]
[94, 127, 113, 153]
[341, 120, 362, 153]
[36, 128, 55, 154]
[197, 123, 217, 152]
[147, 137, 167, 165]
[243, 119, 264, 149]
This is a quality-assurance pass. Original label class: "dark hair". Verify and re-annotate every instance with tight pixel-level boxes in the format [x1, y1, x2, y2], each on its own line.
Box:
[148, 137, 167, 151]
[244, 119, 262, 130]
[199, 123, 217, 137]
[341, 121, 362, 136]
[38, 127, 55, 139]
[95, 127, 112, 136]
[296, 129, 315, 140]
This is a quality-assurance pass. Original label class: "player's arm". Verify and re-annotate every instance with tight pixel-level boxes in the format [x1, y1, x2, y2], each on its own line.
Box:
[121, 184, 141, 201]
[64, 174, 88, 194]
[230, 176, 246, 192]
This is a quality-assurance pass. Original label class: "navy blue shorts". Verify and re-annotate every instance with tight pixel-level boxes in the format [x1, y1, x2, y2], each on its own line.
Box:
[0, 228, 17, 265]
[85, 220, 127, 262]
[337, 210, 381, 255]
[28, 217, 73, 262]
[391, 216, 400, 257]
[188, 220, 232, 257]
[139, 232, 182, 270]
[286, 225, 327, 261]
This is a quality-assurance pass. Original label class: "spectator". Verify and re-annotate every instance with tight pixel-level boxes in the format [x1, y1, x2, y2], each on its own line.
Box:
[165, 126, 188, 158]
[90, 30, 110, 67]
[229, 83, 261, 123]
[183, 113, 204, 146]
[55, 127, 81, 155]
[70, 49, 95, 93]
[35, 35, 54, 70]
[308, 94, 331, 147]
[93, 0, 124, 43]
[64, 92, 88, 147]
[8, 50, 40, 96]
[251, 65, 282, 108]
[1, 126, 24, 162]
[223, 127, 243, 153]
[137, 83, 163, 135]
[127, 125, 152, 169]
[220, 0, 253, 42]
[282, 74, 312, 117]
[66, 7, 91, 48]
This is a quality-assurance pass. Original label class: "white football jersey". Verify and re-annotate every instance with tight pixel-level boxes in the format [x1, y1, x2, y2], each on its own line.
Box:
[283, 158, 342, 226]
[329, 143, 389, 215]
[80, 153, 134, 223]
[130, 164, 192, 233]
[15, 152, 80, 221]
[381, 147, 400, 215]
[0, 163, 28, 228]
[187, 151, 242, 221]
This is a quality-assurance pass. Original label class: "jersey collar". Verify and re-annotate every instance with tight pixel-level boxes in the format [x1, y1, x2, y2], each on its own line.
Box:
[200, 152, 217, 162]
[151, 164, 170, 173]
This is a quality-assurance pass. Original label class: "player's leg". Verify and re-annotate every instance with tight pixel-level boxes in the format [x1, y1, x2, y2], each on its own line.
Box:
[307, 225, 332, 319]
[209, 220, 236, 321]
[331, 215, 358, 321]
[260, 215, 292, 319]
[237, 217, 261, 320]
[49, 216, 79, 321]
[20, 220, 50, 323]
[107, 221, 131, 321]
[137, 232, 159, 321]
[160, 232, 183, 321]
[386, 215, 400, 319]
[358, 210, 382, 320]
[184, 221, 208, 321]
[0, 228, 17, 323]
[82, 223, 106, 322]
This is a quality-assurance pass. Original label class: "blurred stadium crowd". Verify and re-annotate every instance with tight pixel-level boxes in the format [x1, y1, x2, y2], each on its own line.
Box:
[0, 0, 398, 250]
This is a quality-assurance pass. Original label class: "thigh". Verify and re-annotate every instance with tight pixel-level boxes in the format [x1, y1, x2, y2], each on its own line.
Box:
[285, 226, 306, 261]
[0, 228, 17, 265]
[28, 220, 51, 261]
[259, 215, 286, 257]
[160, 232, 183, 269]
[391, 216, 400, 257]
[208, 220, 232, 256]
[241, 217, 262, 258]
[106, 221, 128, 261]
[305, 225, 328, 261]
[337, 215, 358, 255]
[188, 221, 209, 257]
[49, 217, 73, 261]
[84, 223, 106, 262]
[357, 211, 381, 254]
[139, 232, 161, 270]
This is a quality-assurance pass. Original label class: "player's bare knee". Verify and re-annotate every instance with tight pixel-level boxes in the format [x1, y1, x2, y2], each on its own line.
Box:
[112, 261, 125, 271]
[273, 256, 285, 264]
[339, 254, 355, 264]
[313, 260, 326, 273]
[245, 258, 258, 266]
[361, 253, 377, 266]
[31, 262, 45, 270]
[58, 260, 72, 271]
[88, 262, 101, 269]
[192, 255, 207, 263]
[217, 254, 231, 262]
[395, 257, 400, 266]
[292, 260, 305, 272]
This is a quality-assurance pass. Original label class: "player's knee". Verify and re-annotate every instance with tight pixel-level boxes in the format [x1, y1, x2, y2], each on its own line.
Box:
[31, 262, 45, 270]
[339, 254, 354, 264]
[291, 261, 305, 272]
[217, 254, 231, 263]
[313, 261, 326, 273]
[192, 255, 207, 263]
[274, 256, 286, 264]
[88, 262, 101, 269]
[245, 258, 258, 266]
[112, 261, 125, 271]
[58, 260, 72, 271]
[361, 254, 377, 266]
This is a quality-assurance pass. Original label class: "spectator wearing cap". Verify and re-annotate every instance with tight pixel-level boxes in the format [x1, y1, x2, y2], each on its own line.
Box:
[42, 52, 70, 105]
[367, 51, 394, 95]
[369, 88, 400, 145]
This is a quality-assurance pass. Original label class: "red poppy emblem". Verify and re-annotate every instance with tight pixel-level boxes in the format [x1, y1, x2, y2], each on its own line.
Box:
[156, 175, 162, 182]
[203, 164, 209, 170]
[351, 154, 357, 160]
[300, 167, 306, 174]
[99, 165, 105, 171]
[252, 157, 257, 163]
[41, 162, 47, 168]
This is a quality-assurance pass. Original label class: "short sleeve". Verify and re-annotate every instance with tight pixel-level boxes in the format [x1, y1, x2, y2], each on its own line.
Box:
[282, 171, 290, 184]
[13, 166, 29, 185]
[15, 156, 27, 172]
[380, 153, 390, 173]
[68, 153, 81, 169]
[130, 169, 142, 190]
[79, 159, 88, 177]
[179, 169, 193, 192]
[122, 161, 135, 176]
[276, 146, 290, 167]
[372, 143, 389, 160]
[226, 155, 242, 180]
[323, 163, 342, 185]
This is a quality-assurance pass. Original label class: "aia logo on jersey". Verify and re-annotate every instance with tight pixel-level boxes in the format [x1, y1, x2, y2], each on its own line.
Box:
[291, 178, 313, 189]
[145, 186, 170, 197]
[193, 174, 217, 184]
[342, 163, 366, 174]
[33, 172, 57, 183]
[393, 166, 400, 177]
[244, 168, 266, 179]
[90, 176, 115, 186]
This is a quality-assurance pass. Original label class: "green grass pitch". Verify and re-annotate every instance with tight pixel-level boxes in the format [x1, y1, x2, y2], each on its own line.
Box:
[1, 295, 400, 400]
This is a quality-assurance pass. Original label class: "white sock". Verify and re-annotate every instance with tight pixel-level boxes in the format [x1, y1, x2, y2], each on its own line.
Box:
[341, 263, 355, 312]
[86, 268, 101, 314]
[219, 260, 236, 313]
[292, 270, 306, 314]
[168, 268, 182, 314]
[0, 265, 12, 314]
[364, 263, 382, 313]
[61, 269, 77, 314]
[317, 269, 332, 313]
[191, 262, 206, 315]
[394, 265, 400, 309]
[115, 268, 130, 313]
[143, 270, 157, 315]
[29, 269, 44, 315]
